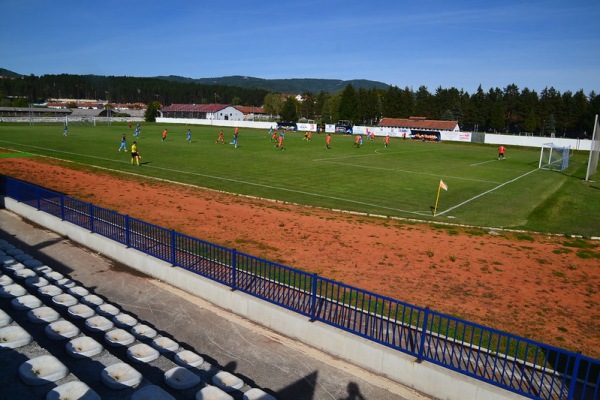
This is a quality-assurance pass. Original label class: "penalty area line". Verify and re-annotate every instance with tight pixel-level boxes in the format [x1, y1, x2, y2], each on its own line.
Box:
[470, 159, 499, 166]
[436, 168, 538, 216]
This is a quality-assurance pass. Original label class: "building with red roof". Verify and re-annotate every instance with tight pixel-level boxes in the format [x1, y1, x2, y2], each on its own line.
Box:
[379, 116, 459, 132]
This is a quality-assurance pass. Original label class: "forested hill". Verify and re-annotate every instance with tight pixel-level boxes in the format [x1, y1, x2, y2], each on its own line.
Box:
[1, 68, 388, 94]
[0, 68, 22, 78]
[157, 75, 389, 93]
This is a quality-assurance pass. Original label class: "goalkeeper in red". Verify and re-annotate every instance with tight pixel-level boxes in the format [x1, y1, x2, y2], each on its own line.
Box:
[498, 145, 506, 160]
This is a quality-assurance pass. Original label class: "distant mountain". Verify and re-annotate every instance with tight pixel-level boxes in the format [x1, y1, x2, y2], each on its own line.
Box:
[1, 68, 389, 94]
[0, 68, 23, 78]
[156, 75, 390, 93]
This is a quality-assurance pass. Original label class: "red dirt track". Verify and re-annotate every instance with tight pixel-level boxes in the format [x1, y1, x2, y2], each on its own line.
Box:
[2, 156, 599, 358]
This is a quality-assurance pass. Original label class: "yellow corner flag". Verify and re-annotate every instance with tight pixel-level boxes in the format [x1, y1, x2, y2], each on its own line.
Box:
[433, 179, 448, 216]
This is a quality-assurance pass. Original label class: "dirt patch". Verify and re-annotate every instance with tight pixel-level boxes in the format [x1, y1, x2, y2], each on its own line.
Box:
[2, 156, 599, 358]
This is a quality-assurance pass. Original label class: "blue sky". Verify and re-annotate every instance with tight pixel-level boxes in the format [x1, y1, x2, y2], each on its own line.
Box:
[1, 0, 598, 94]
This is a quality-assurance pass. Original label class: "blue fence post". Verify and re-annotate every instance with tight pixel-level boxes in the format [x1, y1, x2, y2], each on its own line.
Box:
[15, 180, 20, 202]
[417, 307, 430, 362]
[125, 215, 130, 248]
[231, 248, 237, 290]
[567, 352, 583, 400]
[89, 204, 94, 233]
[310, 274, 318, 321]
[170, 229, 176, 265]
[60, 194, 65, 220]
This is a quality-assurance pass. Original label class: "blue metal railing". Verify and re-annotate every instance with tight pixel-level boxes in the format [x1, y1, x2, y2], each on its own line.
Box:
[1, 175, 598, 400]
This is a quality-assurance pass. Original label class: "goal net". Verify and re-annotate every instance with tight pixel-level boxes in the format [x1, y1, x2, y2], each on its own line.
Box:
[65, 116, 96, 127]
[585, 114, 600, 181]
[539, 143, 571, 171]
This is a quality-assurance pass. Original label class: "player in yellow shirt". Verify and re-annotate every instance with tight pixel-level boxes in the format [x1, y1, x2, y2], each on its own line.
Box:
[131, 141, 140, 166]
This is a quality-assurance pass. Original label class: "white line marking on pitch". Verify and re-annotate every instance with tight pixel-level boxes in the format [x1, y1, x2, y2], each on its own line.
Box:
[317, 159, 501, 184]
[470, 157, 510, 166]
[436, 168, 538, 216]
[470, 159, 499, 166]
[0, 142, 432, 216]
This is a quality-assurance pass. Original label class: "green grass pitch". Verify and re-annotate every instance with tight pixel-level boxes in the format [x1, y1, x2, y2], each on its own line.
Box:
[0, 122, 598, 237]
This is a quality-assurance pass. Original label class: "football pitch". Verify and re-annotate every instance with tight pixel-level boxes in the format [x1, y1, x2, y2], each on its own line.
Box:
[0, 123, 598, 237]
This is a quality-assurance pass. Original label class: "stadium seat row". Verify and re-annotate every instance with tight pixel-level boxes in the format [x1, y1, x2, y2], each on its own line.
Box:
[0, 239, 275, 400]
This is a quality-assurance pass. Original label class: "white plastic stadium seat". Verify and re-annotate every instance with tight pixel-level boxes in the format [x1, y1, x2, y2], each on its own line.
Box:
[85, 315, 114, 332]
[46, 380, 101, 400]
[104, 328, 135, 347]
[81, 294, 104, 307]
[101, 362, 142, 389]
[0, 325, 32, 349]
[24, 275, 49, 288]
[0, 274, 14, 286]
[0, 283, 27, 298]
[13, 268, 37, 280]
[0, 308, 13, 327]
[66, 336, 104, 359]
[212, 371, 245, 392]
[195, 386, 234, 400]
[18, 355, 69, 385]
[38, 284, 64, 297]
[11, 294, 42, 310]
[174, 349, 204, 368]
[96, 303, 120, 317]
[164, 366, 202, 389]
[27, 306, 60, 324]
[127, 343, 160, 364]
[68, 285, 90, 298]
[113, 313, 138, 328]
[131, 323, 157, 340]
[243, 388, 277, 400]
[68, 303, 96, 319]
[151, 336, 180, 353]
[45, 320, 81, 340]
[51, 293, 78, 307]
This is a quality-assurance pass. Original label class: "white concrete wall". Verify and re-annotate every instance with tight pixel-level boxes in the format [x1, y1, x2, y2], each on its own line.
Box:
[3, 198, 526, 400]
[484, 133, 592, 151]
[156, 117, 275, 130]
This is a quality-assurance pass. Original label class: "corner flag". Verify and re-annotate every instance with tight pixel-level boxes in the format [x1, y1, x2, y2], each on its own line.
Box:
[433, 179, 448, 216]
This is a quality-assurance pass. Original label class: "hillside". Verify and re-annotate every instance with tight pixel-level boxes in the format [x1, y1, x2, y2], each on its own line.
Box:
[0, 67, 388, 94]
[0, 68, 23, 78]
[157, 75, 389, 93]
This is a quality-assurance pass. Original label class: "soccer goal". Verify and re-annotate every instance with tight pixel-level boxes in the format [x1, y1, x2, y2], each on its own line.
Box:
[585, 114, 600, 181]
[539, 143, 571, 171]
[65, 116, 97, 127]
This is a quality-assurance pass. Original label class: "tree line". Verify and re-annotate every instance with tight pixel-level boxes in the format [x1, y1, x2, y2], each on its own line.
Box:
[1, 74, 598, 137]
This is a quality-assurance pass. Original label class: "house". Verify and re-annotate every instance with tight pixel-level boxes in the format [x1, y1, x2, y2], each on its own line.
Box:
[161, 104, 244, 121]
[378, 116, 460, 141]
[379, 116, 459, 132]
[234, 106, 267, 121]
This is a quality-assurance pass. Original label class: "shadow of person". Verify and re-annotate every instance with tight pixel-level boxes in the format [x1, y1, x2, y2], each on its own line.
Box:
[340, 382, 366, 400]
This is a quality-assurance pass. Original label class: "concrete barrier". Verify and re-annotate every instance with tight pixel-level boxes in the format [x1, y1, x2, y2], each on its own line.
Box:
[3, 197, 524, 400]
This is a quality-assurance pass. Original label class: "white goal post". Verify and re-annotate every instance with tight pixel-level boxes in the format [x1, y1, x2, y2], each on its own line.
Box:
[585, 114, 600, 181]
[539, 143, 571, 171]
